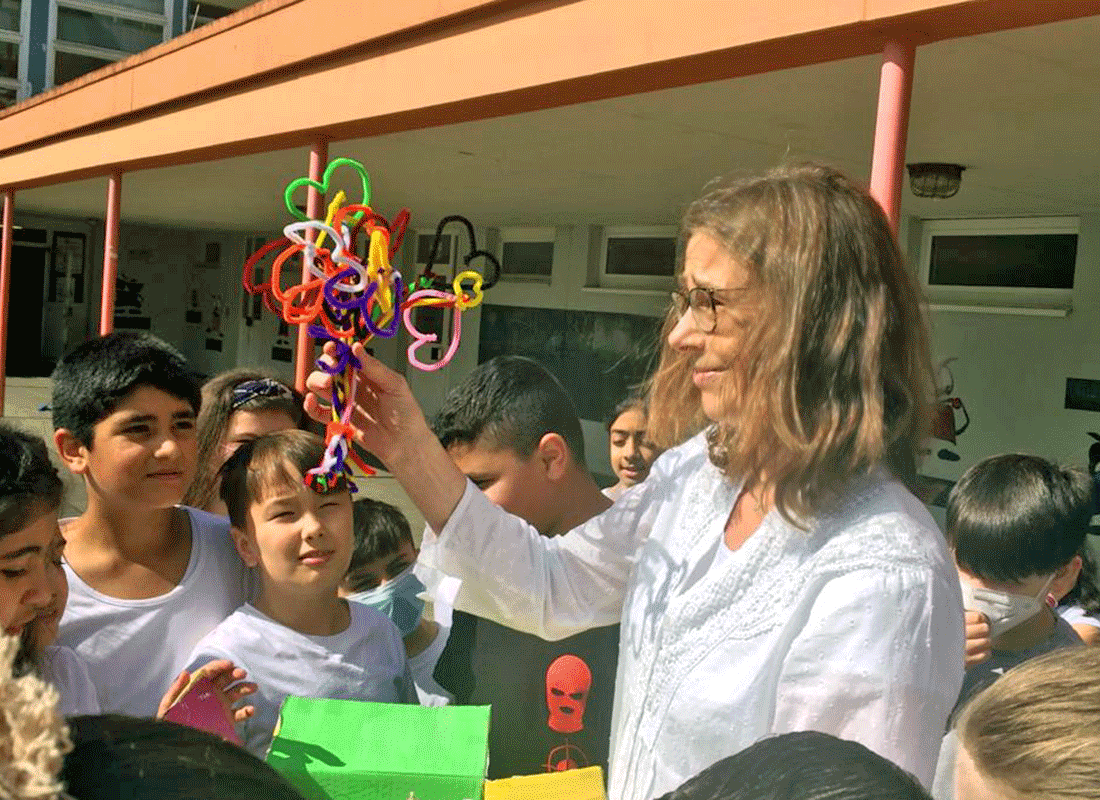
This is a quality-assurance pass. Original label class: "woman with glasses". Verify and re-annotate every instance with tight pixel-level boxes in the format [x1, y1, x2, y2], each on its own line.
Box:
[305, 163, 963, 799]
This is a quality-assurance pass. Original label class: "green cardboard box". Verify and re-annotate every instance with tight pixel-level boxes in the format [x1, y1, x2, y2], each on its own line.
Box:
[267, 696, 491, 800]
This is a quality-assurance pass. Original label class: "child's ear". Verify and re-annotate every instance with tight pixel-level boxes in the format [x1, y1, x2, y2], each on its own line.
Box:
[1052, 555, 1083, 602]
[53, 429, 88, 475]
[536, 433, 570, 482]
[231, 526, 260, 568]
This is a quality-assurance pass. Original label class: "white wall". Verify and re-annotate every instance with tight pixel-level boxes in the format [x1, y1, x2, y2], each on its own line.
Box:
[31, 207, 1099, 489]
[15, 212, 301, 383]
[910, 213, 1100, 481]
[92, 223, 261, 379]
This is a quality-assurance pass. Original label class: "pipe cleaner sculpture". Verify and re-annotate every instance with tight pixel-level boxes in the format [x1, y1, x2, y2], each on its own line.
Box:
[241, 158, 499, 493]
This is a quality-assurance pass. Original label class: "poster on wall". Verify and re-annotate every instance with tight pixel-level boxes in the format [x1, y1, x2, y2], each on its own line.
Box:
[272, 320, 292, 363]
[205, 296, 225, 352]
[113, 274, 151, 330]
[186, 289, 203, 325]
[49, 232, 85, 303]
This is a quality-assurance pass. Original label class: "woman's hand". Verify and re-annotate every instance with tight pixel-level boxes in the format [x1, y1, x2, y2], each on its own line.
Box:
[156, 659, 257, 723]
[304, 341, 468, 532]
[304, 341, 435, 471]
[964, 610, 993, 668]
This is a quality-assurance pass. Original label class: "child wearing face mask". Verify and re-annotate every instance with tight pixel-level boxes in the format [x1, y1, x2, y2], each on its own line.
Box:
[931, 453, 1090, 800]
[341, 499, 452, 706]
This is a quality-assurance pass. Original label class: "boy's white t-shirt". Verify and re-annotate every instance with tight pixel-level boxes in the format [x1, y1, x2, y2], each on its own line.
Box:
[408, 624, 452, 706]
[186, 601, 416, 759]
[1057, 603, 1100, 630]
[57, 507, 252, 717]
[40, 645, 100, 717]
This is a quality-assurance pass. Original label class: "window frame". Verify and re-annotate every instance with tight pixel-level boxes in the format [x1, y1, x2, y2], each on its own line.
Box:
[598, 224, 678, 290]
[0, 0, 31, 105]
[413, 228, 457, 273]
[496, 226, 555, 284]
[47, 0, 171, 89]
[918, 216, 1079, 311]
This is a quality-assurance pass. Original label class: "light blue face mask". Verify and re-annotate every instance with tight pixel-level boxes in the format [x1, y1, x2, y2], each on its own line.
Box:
[348, 567, 427, 638]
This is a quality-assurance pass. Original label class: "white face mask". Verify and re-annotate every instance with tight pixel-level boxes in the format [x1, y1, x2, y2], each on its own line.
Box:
[959, 574, 1055, 639]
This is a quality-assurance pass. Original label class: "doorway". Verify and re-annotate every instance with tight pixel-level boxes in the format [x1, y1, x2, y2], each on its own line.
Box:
[5, 243, 49, 377]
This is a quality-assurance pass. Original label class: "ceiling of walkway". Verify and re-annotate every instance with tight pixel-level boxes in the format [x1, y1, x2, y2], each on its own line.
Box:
[17, 13, 1100, 233]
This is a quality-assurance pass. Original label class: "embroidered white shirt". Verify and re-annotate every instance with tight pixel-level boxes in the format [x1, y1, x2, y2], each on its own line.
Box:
[418, 431, 964, 800]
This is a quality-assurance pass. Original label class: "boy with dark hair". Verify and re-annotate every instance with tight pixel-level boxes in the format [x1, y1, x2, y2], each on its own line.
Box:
[52, 331, 252, 716]
[656, 731, 932, 800]
[189, 430, 413, 758]
[431, 356, 601, 537]
[949, 453, 1089, 705]
[428, 356, 617, 778]
[932, 453, 1090, 799]
[51, 330, 202, 447]
[340, 498, 452, 706]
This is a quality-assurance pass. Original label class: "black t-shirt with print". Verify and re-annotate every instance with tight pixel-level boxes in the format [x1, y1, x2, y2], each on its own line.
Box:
[434, 610, 620, 779]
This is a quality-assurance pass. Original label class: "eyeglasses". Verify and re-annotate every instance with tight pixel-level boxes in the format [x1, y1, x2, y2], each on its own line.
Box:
[669, 286, 749, 334]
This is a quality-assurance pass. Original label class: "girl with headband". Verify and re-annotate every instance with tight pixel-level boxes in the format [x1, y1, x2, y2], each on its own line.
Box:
[184, 369, 303, 515]
[305, 163, 963, 799]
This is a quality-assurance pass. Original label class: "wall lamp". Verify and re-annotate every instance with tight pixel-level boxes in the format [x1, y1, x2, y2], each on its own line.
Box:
[907, 163, 965, 199]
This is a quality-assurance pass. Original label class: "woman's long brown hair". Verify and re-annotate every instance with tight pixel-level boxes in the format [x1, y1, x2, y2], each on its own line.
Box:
[646, 163, 934, 525]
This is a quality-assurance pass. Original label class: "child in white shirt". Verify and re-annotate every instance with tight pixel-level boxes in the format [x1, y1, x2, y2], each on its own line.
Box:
[0, 421, 250, 722]
[51, 332, 253, 716]
[27, 528, 253, 721]
[187, 429, 415, 758]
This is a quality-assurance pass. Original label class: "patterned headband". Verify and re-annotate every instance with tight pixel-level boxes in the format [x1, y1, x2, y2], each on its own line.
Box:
[231, 378, 294, 411]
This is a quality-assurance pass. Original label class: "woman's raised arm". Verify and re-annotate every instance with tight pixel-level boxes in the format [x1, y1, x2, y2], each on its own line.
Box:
[306, 342, 666, 638]
[305, 341, 467, 533]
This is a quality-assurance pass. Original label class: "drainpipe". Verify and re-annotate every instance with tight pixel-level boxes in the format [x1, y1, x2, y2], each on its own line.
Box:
[0, 190, 13, 415]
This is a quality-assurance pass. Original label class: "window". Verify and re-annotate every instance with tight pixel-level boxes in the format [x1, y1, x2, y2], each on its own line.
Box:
[0, 0, 20, 30]
[919, 217, 1079, 312]
[186, 1, 239, 30]
[414, 231, 456, 271]
[599, 226, 677, 289]
[497, 227, 554, 282]
[49, 0, 170, 88]
[0, 0, 25, 108]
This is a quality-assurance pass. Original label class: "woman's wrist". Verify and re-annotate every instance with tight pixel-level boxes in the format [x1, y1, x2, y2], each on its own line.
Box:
[384, 426, 468, 533]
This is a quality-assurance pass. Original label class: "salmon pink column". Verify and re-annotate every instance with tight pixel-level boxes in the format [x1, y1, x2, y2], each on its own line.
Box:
[100, 172, 122, 334]
[295, 138, 328, 393]
[868, 39, 915, 233]
[0, 190, 13, 415]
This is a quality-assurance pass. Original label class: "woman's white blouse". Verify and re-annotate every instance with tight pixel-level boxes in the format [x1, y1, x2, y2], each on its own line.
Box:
[417, 432, 963, 800]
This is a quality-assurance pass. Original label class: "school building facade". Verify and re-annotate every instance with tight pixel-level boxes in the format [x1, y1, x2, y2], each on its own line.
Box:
[1, 0, 1099, 491]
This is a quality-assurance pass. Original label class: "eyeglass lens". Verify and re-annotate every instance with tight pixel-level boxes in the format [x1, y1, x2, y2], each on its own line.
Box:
[670, 289, 716, 332]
